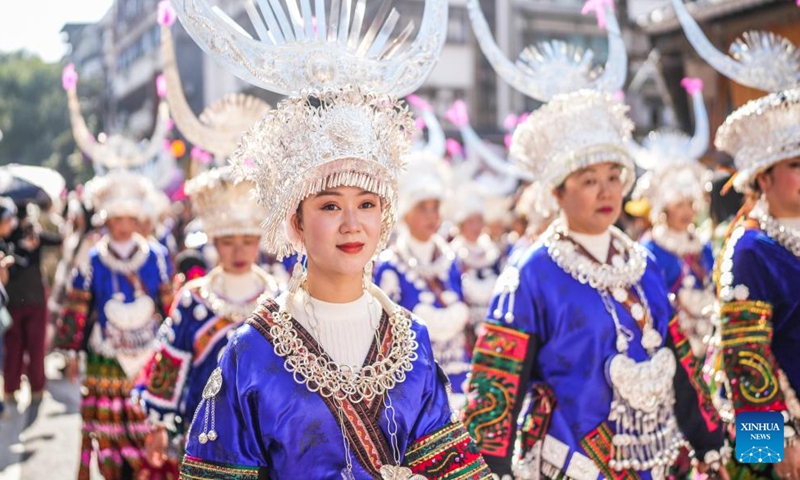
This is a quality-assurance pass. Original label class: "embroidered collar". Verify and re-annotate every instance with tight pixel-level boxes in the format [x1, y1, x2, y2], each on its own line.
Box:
[96, 233, 150, 275]
[451, 234, 500, 271]
[393, 233, 454, 280]
[195, 267, 276, 323]
[651, 224, 704, 257]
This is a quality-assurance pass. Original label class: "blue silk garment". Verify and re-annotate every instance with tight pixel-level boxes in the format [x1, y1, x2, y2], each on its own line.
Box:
[136, 276, 273, 435]
[717, 217, 800, 421]
[374, 242, 472, 396]
[181, 300, 491, 480]
[642, 239, 714, 294]
[463, 240, 723, 479]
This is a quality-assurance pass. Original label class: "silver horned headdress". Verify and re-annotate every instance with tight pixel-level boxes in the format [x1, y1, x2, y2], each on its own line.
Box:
[159, 3, 272, 164]
[671, 0, 800, 192]
[231, 86, 414, 259]
[185, 167, 267, 238]
[466, 0, 627, 101]
[170, 0, 448, 96]
[62, 64, 176, 187]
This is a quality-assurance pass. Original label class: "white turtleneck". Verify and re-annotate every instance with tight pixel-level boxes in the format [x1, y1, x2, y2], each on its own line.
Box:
[570, 230, 611, 263]
[406, 235, 436, 265]
[109, 238, 137, 258]
[277, 289, 382, 368]
[215, 270, 264, 303]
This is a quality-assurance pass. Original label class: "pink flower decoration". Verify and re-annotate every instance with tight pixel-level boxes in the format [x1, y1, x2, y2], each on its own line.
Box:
[445, 100, 469, 128]
[62, 63, 78, 91]
[504, 134, 513, 150]
[243, 158, 256, 169]
[613, 90, 626, 102]
[156, 74, 167, 98]
[191, 146, 212, 164]
[581, 0, 614, 29]
[415, 117, 426, 130]
[166, 118, 175, 132]
[406, 94, 432, 111]
[680, 77, 703, 95]
[446, 138, 463, 158]
[158, 1, 177, 27]
[517, 112, 530, 125]
[503, 114, 519, 132]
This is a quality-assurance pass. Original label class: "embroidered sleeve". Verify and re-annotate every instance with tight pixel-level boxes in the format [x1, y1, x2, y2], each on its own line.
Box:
[405, 421, 492, 479]
[182, 329, 268, 473]
[140, 317, 192, 430]
[718, 242, 790, 416]
[180, 456, 263, 480]
[54, 265, 93, 351]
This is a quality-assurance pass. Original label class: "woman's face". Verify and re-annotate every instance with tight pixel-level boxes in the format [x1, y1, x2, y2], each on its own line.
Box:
[404, 198, 441, 242]
[106, 216, 139, 242]
[555, 162, 624, 235]
[0, 216, 16, 238]
[459, 213, 484, 243]
[757, 157, 800, 218]
[664, 199, 696, 232]
[213, 235, 261, 274]
[292, 186, 382, 280]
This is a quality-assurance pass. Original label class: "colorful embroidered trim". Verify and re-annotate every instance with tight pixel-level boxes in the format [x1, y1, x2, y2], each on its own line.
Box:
[247, 301, 394, 477]
[719, 300, 786, 413]
[668, 316, 720, 431]
[193, 315, 237, 367]
[580, 422, 640, 480]
[463, 323, 529, 458]
[405, 421, 492, 479]
[142, 341, 193, 411]
[180, 455, 260, 480]
[515, 383, 557, 465]
[55, 288, 92, 351]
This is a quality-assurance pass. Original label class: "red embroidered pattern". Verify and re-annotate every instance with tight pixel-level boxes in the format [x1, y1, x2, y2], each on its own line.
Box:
[580, 422, 640, 480]
[55, 288, 92, 351]
[405, 421, 492, 479]
[463, 323, 529, 458]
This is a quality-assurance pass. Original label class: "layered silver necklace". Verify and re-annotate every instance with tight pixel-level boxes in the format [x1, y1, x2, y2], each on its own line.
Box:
[542, 220, 684, 477]
[750, 198, 800, 258]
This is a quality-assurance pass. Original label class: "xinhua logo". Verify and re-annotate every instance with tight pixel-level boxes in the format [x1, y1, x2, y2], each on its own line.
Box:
[736, 412, 784, 464]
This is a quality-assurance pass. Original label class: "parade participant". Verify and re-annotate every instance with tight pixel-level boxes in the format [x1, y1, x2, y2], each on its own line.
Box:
[463, 1, 726, 477]
[172, 0, 489, 477]
[374, 153, 472, 407]
[671, 1, 800, 478]
[631, 77, 715, 358]
[137, 167, 278, 470]
[54, 170, 174, 480]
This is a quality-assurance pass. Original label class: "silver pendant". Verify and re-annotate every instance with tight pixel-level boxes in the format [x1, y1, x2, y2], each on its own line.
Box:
[380, 465, 427, 480]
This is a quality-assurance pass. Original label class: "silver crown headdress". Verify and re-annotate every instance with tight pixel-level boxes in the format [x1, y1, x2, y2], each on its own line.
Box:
[173, 0, 443, 259]
[159, 3, 272, 165]
[630, 78, 711, 223]
[185, 167, 267, 238]
[171, 0, 448, 97]
[406, 95, 446, 159]
[83, 170, 156, 221]
[511, 89, 636, 193]
[671, 0, 800, 192]
[467, 0, 627, 101]
[62, 64, 177, 189]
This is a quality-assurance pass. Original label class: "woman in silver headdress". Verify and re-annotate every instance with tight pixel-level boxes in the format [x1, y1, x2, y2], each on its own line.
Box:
[462, 1, 726, 477]
[669, 0, 800, 477]
[169, 0, 490, 477]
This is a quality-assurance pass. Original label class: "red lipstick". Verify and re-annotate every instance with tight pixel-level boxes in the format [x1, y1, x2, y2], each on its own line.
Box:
[337, 242, 364, 254]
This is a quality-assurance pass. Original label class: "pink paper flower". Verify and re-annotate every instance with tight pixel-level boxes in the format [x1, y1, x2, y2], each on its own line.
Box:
[62, 63, 78, 91]
[581, 0, 614, 29]
[680, 77, 704, 96]
[445, 100, 469, 128]
[406, 94, 432, 111]
[446, 138, 463, 158]
[503, 114, 519, 132]
[156, 74, 167, 98]
[158, 1, 177, 27]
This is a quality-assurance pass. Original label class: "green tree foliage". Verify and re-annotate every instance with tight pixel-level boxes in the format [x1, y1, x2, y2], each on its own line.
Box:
[0, 51, 98, 188]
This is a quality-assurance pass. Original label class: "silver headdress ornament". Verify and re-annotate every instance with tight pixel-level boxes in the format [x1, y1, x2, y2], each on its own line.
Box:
[406, 95, 446, 159]
[170, 0, 448, 97]
[62, 64, 177, 189]
[83, 170, 156, 221]
[466, 0, 627, 101]
[185, 167, 267, 239]
[512, 89, 636, 197]
[231, 86, 414, 259]
[671, 0, 800, 192]
[631, 78, 711, 223]
[158, 2, 272, 164]
[397, 150, 451, 220]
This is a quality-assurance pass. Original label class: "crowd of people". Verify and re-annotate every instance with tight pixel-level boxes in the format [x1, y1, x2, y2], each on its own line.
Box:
[0, 0, 798, 479]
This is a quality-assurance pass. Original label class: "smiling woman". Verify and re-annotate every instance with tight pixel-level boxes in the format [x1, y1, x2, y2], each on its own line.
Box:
[180, 87, 491, 480]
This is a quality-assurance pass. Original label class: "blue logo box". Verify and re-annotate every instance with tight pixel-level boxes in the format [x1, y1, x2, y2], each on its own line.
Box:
[736, 412, 784, 464]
